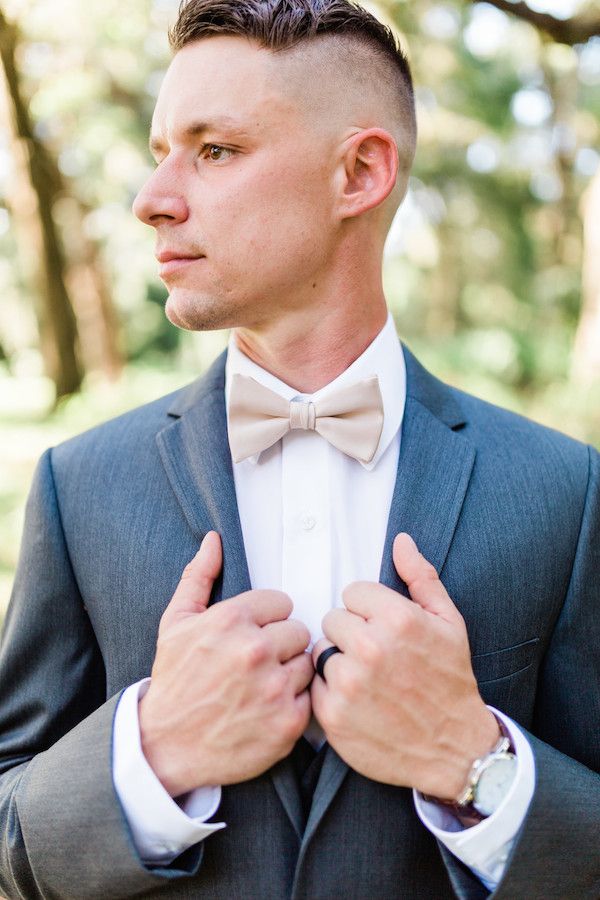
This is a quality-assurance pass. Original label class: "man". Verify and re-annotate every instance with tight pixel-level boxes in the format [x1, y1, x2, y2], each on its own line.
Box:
[0, 0, 598, 897]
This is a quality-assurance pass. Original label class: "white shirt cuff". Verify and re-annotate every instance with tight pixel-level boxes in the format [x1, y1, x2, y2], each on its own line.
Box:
[413, 707, 535, 891]
[112, 678, 225, 865]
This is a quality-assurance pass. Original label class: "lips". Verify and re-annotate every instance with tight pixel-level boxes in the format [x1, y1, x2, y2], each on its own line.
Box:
[156, 250, 205, 277]
[156, 250, 203, 263]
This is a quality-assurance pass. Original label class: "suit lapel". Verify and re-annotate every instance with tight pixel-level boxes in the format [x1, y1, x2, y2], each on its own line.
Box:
[302, 343, 477, 850]
[377, 350, 476, 596]
[156, 351, 251, 603]
[156, 351, 305, 836]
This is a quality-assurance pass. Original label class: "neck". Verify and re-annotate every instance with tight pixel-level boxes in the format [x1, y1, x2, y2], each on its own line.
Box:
[232, 238, 389, 393]
[233, 299, 388, 394]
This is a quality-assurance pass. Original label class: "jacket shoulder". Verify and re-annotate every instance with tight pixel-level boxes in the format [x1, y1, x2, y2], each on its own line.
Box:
[49, 381, 196, 475]
[451, 383, 592, 468]
[404, 344, 592, 470]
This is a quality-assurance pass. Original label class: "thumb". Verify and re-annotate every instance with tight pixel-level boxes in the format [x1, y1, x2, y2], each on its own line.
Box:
[393, 533, 463, 627]
[160, 531, 223, 632]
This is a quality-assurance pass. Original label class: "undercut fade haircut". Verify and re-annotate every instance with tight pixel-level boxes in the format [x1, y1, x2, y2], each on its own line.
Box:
[169, 0, 416, 149]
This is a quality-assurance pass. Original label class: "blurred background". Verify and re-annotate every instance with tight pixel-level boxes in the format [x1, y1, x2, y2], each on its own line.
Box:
[0, 0, 599, 624]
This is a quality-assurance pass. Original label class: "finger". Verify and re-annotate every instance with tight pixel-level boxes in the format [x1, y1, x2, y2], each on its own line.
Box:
[321, 607, 366, 652]
[310, 669, 329, 722]
[393, 533, 463, 626]
[263, 619, 311, 662]
[283, 651, 315, 695]
[341, 580, 402, 621]
[311, 640, 345, 686]
[227, 590, 293, 627]
[312, 637, 336, 670]
[293, 689, 312, 733]
[161, 531, 223, 629]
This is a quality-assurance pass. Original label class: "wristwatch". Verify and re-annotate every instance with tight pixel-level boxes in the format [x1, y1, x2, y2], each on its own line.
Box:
[427, 717, 517, 827]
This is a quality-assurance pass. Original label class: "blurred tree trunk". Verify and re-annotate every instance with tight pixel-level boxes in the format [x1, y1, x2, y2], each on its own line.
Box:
[541, 51, 600, 385]
[571, 168, 600, 386]
[542, 49, 579, 268]
[56, 197, 123, 380]
[0, 7, 82, 399]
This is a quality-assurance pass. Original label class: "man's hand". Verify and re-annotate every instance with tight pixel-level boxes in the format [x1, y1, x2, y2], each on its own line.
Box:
[139, 531, 313, 798]
[311, 533, 500, 800]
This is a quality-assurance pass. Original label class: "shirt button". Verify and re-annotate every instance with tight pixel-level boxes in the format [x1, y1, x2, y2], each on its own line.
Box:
[301, 514, 316, 531]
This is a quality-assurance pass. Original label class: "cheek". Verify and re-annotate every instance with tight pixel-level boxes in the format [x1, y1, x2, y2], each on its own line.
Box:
[194, 151, 334, 285]
[243, 170, 332, 260]
[253, 151, 330, 214]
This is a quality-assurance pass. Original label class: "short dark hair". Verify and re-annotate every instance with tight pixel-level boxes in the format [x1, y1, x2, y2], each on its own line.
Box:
[169, 0, 414, 118]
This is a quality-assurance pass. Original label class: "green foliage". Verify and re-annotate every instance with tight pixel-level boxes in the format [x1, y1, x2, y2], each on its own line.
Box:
[382, 0, 599, 400]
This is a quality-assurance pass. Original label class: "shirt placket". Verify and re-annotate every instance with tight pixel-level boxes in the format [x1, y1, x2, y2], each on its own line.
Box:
[280, 428, 331, 647]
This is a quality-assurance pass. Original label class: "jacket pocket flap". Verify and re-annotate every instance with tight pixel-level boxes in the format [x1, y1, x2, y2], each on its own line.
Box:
[471, 637, 539, 684]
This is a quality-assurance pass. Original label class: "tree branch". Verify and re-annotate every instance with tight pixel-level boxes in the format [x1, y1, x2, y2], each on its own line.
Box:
[475, 0, 600, 45]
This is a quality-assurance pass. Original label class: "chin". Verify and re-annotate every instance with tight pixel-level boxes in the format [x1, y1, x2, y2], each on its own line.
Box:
[164, 297, 188, 329]
[165, 290, 235, 332]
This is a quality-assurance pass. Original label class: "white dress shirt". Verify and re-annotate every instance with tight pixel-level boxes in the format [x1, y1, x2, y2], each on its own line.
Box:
[113, 312, 534, 888]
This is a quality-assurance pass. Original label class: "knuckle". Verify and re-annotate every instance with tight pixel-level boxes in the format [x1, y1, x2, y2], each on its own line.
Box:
[215, 603, 245, 631]
[341, 583, 353, 606]
[156, 617, 185, 648]
[389, 607, 416, 640]
[342, 581, 364, 605]
[355, 632, 383, 667]
[180, 562, 195, 581]
[265, 589, 293, 611]
[292, 620, 311, 646]
[295, 693, 311, 728]
[242, 636, 271, 669]
[419, 560, 439, 583]
[296, 655, 315, 689]
[323, 695, 345, 734]
[264, 670, 287, 704]
[302, 651, 316, 675]
[280, 708, 303, 745]
[338, 667, 361, 700]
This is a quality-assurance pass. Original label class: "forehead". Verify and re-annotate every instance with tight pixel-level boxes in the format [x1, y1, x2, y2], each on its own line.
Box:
[152, 35, 300, 142]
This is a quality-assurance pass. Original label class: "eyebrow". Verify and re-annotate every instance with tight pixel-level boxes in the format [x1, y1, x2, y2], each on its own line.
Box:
[149, 117, 250, 154]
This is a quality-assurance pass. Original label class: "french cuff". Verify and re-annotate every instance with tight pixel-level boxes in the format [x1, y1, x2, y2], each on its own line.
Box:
[413, 706, 535, 889]
[113, 678, 225, 865]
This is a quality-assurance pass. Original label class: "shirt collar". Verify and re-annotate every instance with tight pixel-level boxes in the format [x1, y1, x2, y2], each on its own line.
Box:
[225, 311, 406, 470]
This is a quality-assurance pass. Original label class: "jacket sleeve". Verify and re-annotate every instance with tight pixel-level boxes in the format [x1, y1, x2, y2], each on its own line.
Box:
[0, 449, 204, 899]
[441, 444, 600, 900]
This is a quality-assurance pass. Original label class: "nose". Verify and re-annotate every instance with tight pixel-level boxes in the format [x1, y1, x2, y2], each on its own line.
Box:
[132, 167, 189, 227]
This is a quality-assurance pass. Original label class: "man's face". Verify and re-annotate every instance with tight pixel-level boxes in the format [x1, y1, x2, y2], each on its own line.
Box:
[133, 36, 341, 332]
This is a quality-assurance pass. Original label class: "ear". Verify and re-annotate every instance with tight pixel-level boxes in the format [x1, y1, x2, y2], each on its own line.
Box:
[336, 128, 399, 220]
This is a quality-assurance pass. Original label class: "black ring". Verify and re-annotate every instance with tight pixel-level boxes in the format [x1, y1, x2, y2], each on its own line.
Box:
[316, 645, 342, 681]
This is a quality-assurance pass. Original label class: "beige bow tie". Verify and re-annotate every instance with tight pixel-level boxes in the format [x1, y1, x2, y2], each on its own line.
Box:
[228, 373, 384, 464]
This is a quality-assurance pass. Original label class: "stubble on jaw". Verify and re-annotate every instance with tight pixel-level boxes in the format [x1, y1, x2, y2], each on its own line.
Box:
[165, 292, 232, 332]
[164, 286, 270, 334]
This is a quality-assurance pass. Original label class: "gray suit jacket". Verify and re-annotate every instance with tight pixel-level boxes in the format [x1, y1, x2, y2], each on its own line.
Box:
[0, 345, 599, 899]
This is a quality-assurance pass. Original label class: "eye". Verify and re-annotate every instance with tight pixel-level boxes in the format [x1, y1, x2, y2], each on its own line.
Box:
[202, 144, 233, 162]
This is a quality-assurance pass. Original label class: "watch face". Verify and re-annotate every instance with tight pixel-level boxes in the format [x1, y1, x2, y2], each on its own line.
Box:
[474, 754, 517, 817]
